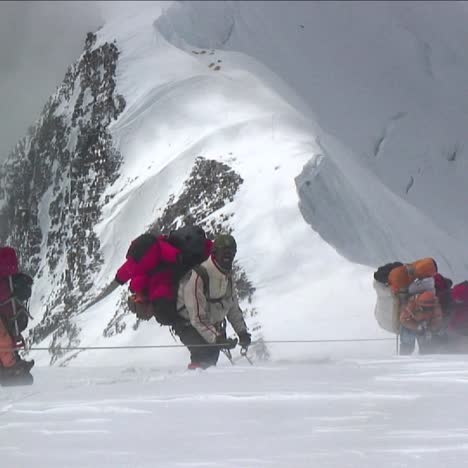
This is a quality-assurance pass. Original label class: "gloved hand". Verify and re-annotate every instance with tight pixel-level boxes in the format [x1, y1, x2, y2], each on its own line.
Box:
[215, 335, 238, 350]
[238, 331, 251, 348]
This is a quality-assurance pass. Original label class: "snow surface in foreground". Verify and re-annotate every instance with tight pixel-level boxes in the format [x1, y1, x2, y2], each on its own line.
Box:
[2, 356, 468, 467]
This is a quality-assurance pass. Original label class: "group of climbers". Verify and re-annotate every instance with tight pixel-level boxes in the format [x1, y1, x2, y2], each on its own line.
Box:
[10, 223, 467, 381]
[373, 258, 468, 355]
[113, 225, 251, 369]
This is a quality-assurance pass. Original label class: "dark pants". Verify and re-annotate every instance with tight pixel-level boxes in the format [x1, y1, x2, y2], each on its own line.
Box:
[399, 326, 419, 355]
[171, 319, 224, 368]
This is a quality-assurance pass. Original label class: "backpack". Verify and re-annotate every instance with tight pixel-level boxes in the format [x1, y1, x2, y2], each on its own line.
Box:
[126, 232, 159, 262]
[451, 281, 468, 304]
[388, 258, 438, 293]
[408, 277, 435, 296]
[373, 259, 440, 334]
[1, 273, 33, 334]
[167, 225, 208, 269]
[126, 225, 208, 268]
[0, 247, 33, 337]
[123, 226, 210, 325]
[448, 281, 468, 335]
[0, 247, 33, 346]
[373, 280, 400, 334]
[0, 247, 19, 276]
[373, 262, 403, 285]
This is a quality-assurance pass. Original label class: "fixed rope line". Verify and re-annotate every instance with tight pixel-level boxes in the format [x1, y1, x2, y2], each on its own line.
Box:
[1, 337, 394, 353]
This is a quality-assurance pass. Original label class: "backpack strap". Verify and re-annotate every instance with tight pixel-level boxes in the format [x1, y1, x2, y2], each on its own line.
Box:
[193, 265, 211, 299]
[193, 265, 231, 304]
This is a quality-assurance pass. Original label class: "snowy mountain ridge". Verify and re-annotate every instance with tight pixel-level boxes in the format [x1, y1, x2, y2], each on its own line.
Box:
[2, 2, 468, 366]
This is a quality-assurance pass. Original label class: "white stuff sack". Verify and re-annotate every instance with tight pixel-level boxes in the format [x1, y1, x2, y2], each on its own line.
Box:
[373, 280, 399, 334]
[408, 277, 435, 296]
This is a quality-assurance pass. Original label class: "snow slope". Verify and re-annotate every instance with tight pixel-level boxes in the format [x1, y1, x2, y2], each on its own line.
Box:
[3, 358, 468, 467]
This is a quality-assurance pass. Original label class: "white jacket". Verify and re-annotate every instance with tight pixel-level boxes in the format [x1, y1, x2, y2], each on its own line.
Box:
[177, 256, 247, 344]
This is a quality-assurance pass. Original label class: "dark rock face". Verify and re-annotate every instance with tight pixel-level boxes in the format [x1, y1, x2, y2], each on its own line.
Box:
[0, 32, 126, 360]
[152, 157, 243, 233]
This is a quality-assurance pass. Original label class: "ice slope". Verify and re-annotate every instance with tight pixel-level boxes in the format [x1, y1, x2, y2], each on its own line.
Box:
[3, 358, 468, 468]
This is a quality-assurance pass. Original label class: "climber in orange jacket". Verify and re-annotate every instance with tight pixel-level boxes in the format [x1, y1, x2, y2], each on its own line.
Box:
[399, 291, 443, 355]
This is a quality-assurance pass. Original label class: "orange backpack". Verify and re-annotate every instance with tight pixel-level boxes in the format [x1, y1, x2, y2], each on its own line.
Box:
[388, 258, 438, 294]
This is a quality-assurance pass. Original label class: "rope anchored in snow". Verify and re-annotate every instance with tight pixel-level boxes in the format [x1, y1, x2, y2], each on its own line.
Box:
[0, 337, 394, 353]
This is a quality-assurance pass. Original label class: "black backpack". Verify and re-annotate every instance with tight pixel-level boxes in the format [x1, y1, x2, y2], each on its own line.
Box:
[373, 262, 403, 285]
[126, 225, 208, 267]
[0, 273, 33, 335]
[12, 273, 33, 302]
[167, 225, 208, 268]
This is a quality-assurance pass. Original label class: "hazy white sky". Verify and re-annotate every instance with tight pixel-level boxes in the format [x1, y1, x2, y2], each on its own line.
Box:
[0, 1, 169, 160]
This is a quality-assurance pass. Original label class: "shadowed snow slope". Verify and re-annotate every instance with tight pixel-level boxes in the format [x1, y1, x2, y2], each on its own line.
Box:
[24, 1, 468, 366]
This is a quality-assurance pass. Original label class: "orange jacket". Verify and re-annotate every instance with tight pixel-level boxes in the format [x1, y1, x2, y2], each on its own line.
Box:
[0, 318, 16, 368]
[400, 293, 443, 332]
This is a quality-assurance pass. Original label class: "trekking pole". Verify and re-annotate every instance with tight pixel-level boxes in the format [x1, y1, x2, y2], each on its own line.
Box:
[240, 346, 254, 366]
[395, 333, 399, 356]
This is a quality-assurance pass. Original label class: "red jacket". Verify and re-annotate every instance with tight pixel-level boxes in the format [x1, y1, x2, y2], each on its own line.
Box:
[116, 236, 213, 301]
[0, 247, 18, 321]
[448, 281, 468, 335]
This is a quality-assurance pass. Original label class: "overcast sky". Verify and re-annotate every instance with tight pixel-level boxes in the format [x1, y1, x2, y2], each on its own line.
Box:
[0, 2, 105, 159]
[0, 1, 168, 161]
